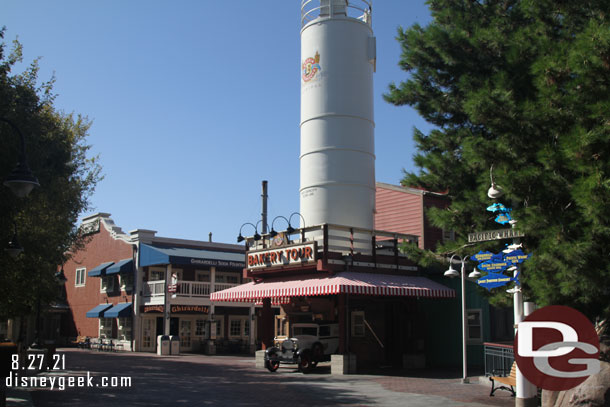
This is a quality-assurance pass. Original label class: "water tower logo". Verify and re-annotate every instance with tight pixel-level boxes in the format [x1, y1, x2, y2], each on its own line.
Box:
[302, 51, 321, 82]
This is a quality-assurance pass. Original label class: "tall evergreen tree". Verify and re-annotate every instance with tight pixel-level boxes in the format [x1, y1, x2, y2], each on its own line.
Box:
[0, 29, 102, 321]
[385, 0, 610, 318]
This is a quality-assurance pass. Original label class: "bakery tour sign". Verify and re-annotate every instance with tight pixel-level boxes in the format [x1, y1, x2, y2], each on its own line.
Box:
[247, 242, 316, 270]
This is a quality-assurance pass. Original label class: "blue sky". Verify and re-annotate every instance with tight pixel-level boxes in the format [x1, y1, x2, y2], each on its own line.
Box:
[3, 1, 433, 244]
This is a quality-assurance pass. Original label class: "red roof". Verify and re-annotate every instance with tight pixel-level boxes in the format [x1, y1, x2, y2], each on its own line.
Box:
[210, 271, 454, 302]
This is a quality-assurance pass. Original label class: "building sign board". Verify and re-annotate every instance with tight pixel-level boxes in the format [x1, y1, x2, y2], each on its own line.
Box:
[142, 305, 209, 314]
[247, 242, 316, 270]
[468, 228, 525, 243]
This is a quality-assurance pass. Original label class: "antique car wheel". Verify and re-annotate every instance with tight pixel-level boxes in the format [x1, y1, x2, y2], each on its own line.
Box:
[298, 354, 313, 373]
[266, 359, 280, 372]
[312, 343, 324, 365]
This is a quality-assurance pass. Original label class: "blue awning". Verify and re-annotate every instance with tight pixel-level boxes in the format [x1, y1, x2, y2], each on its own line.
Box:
[106, 259, 133, 275]
[86, 304, 113, 318]
[88, 261, 114, 277]
[103, 303, 132, 318]
[139, 243, 245, 269]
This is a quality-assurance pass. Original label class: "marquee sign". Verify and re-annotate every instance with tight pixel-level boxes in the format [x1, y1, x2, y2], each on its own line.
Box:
[247, 242, 316, 270]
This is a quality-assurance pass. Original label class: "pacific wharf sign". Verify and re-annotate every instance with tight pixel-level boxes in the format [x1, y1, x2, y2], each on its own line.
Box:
[468, 228, 525, 243]
[247, 242, 316, 270]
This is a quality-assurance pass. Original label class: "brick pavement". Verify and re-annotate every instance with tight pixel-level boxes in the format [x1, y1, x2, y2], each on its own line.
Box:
[6, 349, 516, 407]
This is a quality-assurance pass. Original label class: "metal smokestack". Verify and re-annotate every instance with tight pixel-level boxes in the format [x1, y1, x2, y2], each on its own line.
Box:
[299, 0, 376, 230]
[261, 180, 268, 234]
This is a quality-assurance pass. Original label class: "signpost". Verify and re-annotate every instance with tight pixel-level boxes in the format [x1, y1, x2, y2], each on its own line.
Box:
[468, 228, 525, 243]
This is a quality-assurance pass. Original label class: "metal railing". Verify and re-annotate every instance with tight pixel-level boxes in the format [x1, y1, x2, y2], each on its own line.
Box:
[144, 280, 240, 297]
[484, 342, 514, 376]
[245, 223, 418, 257]
[301, 0, 372, 27]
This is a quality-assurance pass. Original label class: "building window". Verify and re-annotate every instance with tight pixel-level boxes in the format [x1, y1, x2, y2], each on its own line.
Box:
[229, 319, 242, 337]
[99, 318, 113, 339]
[149, 269, 165, 281]
[244, 320, 250, 337]
[75, 268, 86, 287]
[120, 273, 133, 291]
[442, 229, 456, 243]
[195, 319, 206, 337]
[351, 311, 365, 337]
[195, 270, 210, 282]
[467, 309, 482, 343]
[100, 276, 115, 293]
[118, 317, 132, 341]
[180, 320, 191, 348]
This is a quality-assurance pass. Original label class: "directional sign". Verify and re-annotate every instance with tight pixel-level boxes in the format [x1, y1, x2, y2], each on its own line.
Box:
[468, 228, 525, 243]
[470, 251, 494, 262]
[477, 272, 519, 291]
[504, 249, 532, 264]
[478, 260, 512, 272]
[494, 213, 513, 225]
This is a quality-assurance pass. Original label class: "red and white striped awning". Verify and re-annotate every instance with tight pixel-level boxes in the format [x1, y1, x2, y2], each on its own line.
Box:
[210, 271, 455, 303]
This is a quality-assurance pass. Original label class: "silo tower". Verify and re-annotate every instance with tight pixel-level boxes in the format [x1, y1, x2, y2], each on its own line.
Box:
[300, 0, 376, 232]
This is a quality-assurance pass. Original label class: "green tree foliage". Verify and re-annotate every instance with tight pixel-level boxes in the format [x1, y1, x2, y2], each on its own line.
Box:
[385, 1, 610, 318]
[0, 28, 102, 319]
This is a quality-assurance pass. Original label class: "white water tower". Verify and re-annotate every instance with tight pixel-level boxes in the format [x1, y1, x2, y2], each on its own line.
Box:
[300, 0, 376, 232]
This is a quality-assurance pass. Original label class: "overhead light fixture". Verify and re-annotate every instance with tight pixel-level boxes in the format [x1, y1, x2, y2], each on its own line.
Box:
[444, 264, 459, 278]
[468, 269, 481, 279]
[487, 165, 504, 199]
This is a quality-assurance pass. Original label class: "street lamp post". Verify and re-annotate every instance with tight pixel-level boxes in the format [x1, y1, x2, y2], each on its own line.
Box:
[1, 117, 40, 198]
[444, 254, 480, 384]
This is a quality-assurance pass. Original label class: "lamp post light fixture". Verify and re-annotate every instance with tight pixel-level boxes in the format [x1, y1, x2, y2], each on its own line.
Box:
[287, 212, 306, 235]
[444, 254, 479, 384]
[487, 165, 504, 199]
[237, 222, 257, 243]
[1, 117, 40, 198]
[269, 216, 290, 238]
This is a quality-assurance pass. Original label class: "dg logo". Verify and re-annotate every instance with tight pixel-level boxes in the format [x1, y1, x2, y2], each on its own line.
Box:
[514, 305, 601, 391]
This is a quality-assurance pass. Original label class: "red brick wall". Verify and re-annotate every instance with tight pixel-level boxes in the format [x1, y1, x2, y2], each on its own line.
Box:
[63, 221, 134, 338]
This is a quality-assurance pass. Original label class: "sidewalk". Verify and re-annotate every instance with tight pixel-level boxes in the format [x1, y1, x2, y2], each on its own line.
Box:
[7, 349, 515, 407]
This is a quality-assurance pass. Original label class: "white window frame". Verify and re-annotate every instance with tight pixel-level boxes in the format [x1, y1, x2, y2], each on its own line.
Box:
[195, 319, 207, 337]
[118, 317, 132, 341]
[351, 311, 365, 337]
[100, 275, 115, 293]
[99, 318, 113, 339]
[75, 268, 86, 287]
[149, 268, 165, 282]
[228, 317, 244, 338]
[120, 273, 134, 291]
[467, 308, 483, 343]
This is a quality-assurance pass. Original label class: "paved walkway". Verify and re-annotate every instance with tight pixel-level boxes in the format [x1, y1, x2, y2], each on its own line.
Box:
[6, 349, 516, 407]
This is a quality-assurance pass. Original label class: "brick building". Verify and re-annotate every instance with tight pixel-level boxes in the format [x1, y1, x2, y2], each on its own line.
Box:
[61, 213, 251, 353]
